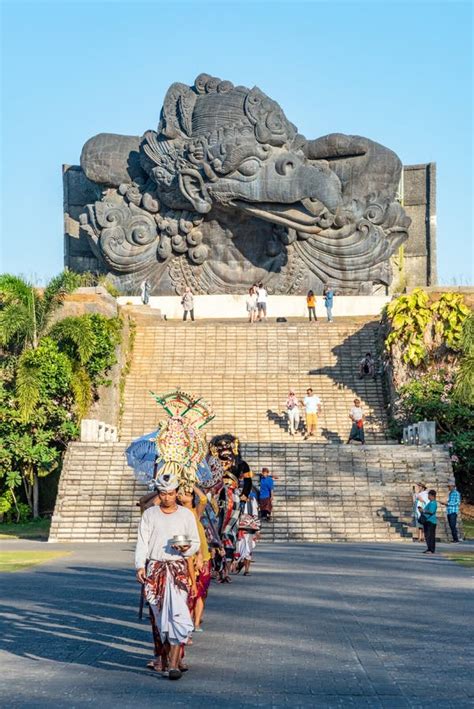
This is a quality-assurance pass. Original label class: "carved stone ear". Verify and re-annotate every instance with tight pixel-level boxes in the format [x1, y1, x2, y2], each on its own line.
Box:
[178, 169, 212, 214]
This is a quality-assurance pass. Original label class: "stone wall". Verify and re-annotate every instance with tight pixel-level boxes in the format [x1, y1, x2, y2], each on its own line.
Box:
[398, 163, 437, 291]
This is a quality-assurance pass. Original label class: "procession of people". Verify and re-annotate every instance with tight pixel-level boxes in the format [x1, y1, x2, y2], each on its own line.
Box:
[126, 395, 275, 681]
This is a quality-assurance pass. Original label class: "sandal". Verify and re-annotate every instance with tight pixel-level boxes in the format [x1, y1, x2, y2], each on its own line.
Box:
[168, 668, 182, 681]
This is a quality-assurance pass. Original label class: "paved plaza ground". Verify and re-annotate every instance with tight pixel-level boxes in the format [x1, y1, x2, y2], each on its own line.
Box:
[0, 540, 473, 708]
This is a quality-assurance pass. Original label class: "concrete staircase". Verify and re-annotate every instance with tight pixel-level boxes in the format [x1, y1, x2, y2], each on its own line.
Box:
[49, 441, 453, 543]
[121, 314, 391, 444]
[50, 311, 454, 543]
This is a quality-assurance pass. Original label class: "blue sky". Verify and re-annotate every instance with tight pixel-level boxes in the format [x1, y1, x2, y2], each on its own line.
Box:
[1, 0, 472, 285]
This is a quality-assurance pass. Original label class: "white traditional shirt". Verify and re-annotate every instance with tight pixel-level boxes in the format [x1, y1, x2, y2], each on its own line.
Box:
[135, 505, 200, 569]
[350, 406, 364, 422]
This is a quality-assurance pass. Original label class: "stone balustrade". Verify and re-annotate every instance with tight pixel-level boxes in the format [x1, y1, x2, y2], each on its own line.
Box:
[80, 419, 118, 443]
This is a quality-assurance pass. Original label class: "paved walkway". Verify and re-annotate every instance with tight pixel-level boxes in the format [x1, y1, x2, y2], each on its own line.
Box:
[0, 540, 473, 708]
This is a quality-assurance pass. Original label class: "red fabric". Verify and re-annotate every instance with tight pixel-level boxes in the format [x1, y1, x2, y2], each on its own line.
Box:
[145, 558, 190, 610]
[196, 559, 212, 600]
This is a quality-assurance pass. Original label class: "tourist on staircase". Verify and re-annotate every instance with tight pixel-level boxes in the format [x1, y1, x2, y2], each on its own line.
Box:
[181, 287, 195, 321]
[302, 388, 322, 440]
[246, 285, 258, 323]
[347, 399, 365, 444]
[306, 290, 317, 322]
[135, 473, 200, 680]
[256, 283, 268, 321]
[323, 285, 335, 322]
[286, 388, 301, 436]
[140, 279, 151, 305]
[358, 352, 376, 379]
[258, 467, 275, 522]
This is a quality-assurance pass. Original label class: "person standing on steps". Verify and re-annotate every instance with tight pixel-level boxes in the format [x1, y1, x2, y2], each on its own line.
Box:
[135, 473, 200, 680]
[181, 287, 195, 321]
[286, 388, 300, 436]
[306, 290, 317, 322]
[246, 286, 258, 323]
[140, 279, 151, 305]
[347, 398, 365, 444]
[440, 480, 461, 543]
[418, 489, 438, 554]
[323, 285, 334, 322]
[256, 283, 268, 321]
[302, 388, 322, 440]
[258, 467, 274, 521]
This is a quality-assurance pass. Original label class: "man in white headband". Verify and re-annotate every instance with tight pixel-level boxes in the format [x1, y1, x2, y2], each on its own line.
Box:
[135, 472, 200, 680]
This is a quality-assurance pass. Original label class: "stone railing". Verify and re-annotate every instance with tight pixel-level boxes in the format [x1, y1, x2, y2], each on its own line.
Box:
[402, 420, 436, 446]
[80, 419, 118, 443]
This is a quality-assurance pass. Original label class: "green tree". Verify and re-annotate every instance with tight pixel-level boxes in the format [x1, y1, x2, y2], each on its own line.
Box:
[0, 272, 122, 519]
[0, 271, 81, 353]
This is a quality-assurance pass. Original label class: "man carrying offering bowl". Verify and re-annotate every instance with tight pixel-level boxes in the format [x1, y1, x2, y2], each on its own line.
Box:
[135, 472, 200, 680]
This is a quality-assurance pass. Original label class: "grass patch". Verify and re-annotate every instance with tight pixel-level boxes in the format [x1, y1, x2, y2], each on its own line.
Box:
[441, 551, 474, 568]
[462, 517, 474, 540]
[0, 518, 51, 540]
[0, 550, 69, 573]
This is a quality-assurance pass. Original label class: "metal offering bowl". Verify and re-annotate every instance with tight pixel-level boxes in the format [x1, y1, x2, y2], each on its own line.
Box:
[171, 535, 191, 546]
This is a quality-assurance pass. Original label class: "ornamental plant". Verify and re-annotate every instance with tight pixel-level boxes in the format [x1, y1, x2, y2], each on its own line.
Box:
[0, 273, 122, 520]
[385, 288, 432, 366]
[384, 289, 473, 500]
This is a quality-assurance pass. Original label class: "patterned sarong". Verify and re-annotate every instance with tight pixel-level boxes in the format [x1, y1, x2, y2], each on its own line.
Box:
[145, 558, 194, 647]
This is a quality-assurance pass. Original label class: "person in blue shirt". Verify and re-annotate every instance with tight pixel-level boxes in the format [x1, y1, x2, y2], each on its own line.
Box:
[418, 489, 438, 554]
[441, 481, 461, 542]
[323, 286, 334, 322]
[259, 468, 274, 521]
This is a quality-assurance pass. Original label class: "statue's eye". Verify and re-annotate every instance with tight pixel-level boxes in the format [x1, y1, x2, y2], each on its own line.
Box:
[237, 159, 260, 176]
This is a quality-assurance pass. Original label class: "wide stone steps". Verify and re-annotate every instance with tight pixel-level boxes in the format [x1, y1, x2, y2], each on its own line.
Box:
[50, 442, 453, 543]
[120, 317, 392, 444]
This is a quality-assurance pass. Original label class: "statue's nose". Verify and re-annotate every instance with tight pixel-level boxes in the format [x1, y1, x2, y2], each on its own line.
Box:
[275, 155, 298, 176]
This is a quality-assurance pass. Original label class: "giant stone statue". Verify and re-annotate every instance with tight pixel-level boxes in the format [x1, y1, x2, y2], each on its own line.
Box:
[78, 73, 411, 294]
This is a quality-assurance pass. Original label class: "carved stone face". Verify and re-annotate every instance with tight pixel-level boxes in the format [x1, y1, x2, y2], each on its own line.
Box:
[142, 77, 343, 233]
[78, 73, 410, 294]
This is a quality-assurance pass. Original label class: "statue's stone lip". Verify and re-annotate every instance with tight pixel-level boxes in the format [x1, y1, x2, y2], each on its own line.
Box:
[233, 199, 323, 234]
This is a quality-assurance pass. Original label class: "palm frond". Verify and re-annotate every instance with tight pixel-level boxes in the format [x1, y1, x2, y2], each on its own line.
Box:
[71, 366, 93, 419]
[0, 303, 34, 351]
[453, 351, 474, 406]
[39, 271, 81, 335]
[459, 312, 474, 355]
[49, 316, 95, 364]
[0, 274, 33, 307]
[16, 354, 41, 422]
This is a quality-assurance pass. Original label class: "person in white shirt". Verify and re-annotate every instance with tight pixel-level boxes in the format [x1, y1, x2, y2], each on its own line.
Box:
[246, 286, 258, 323]
[347, 398, 365, 444]
[301, 388, 322, 439]
[135, 473, 200, 680]
[256, 283, 268, 321]
[286, 388, 300, 436]
[413, 482, 429, 543]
